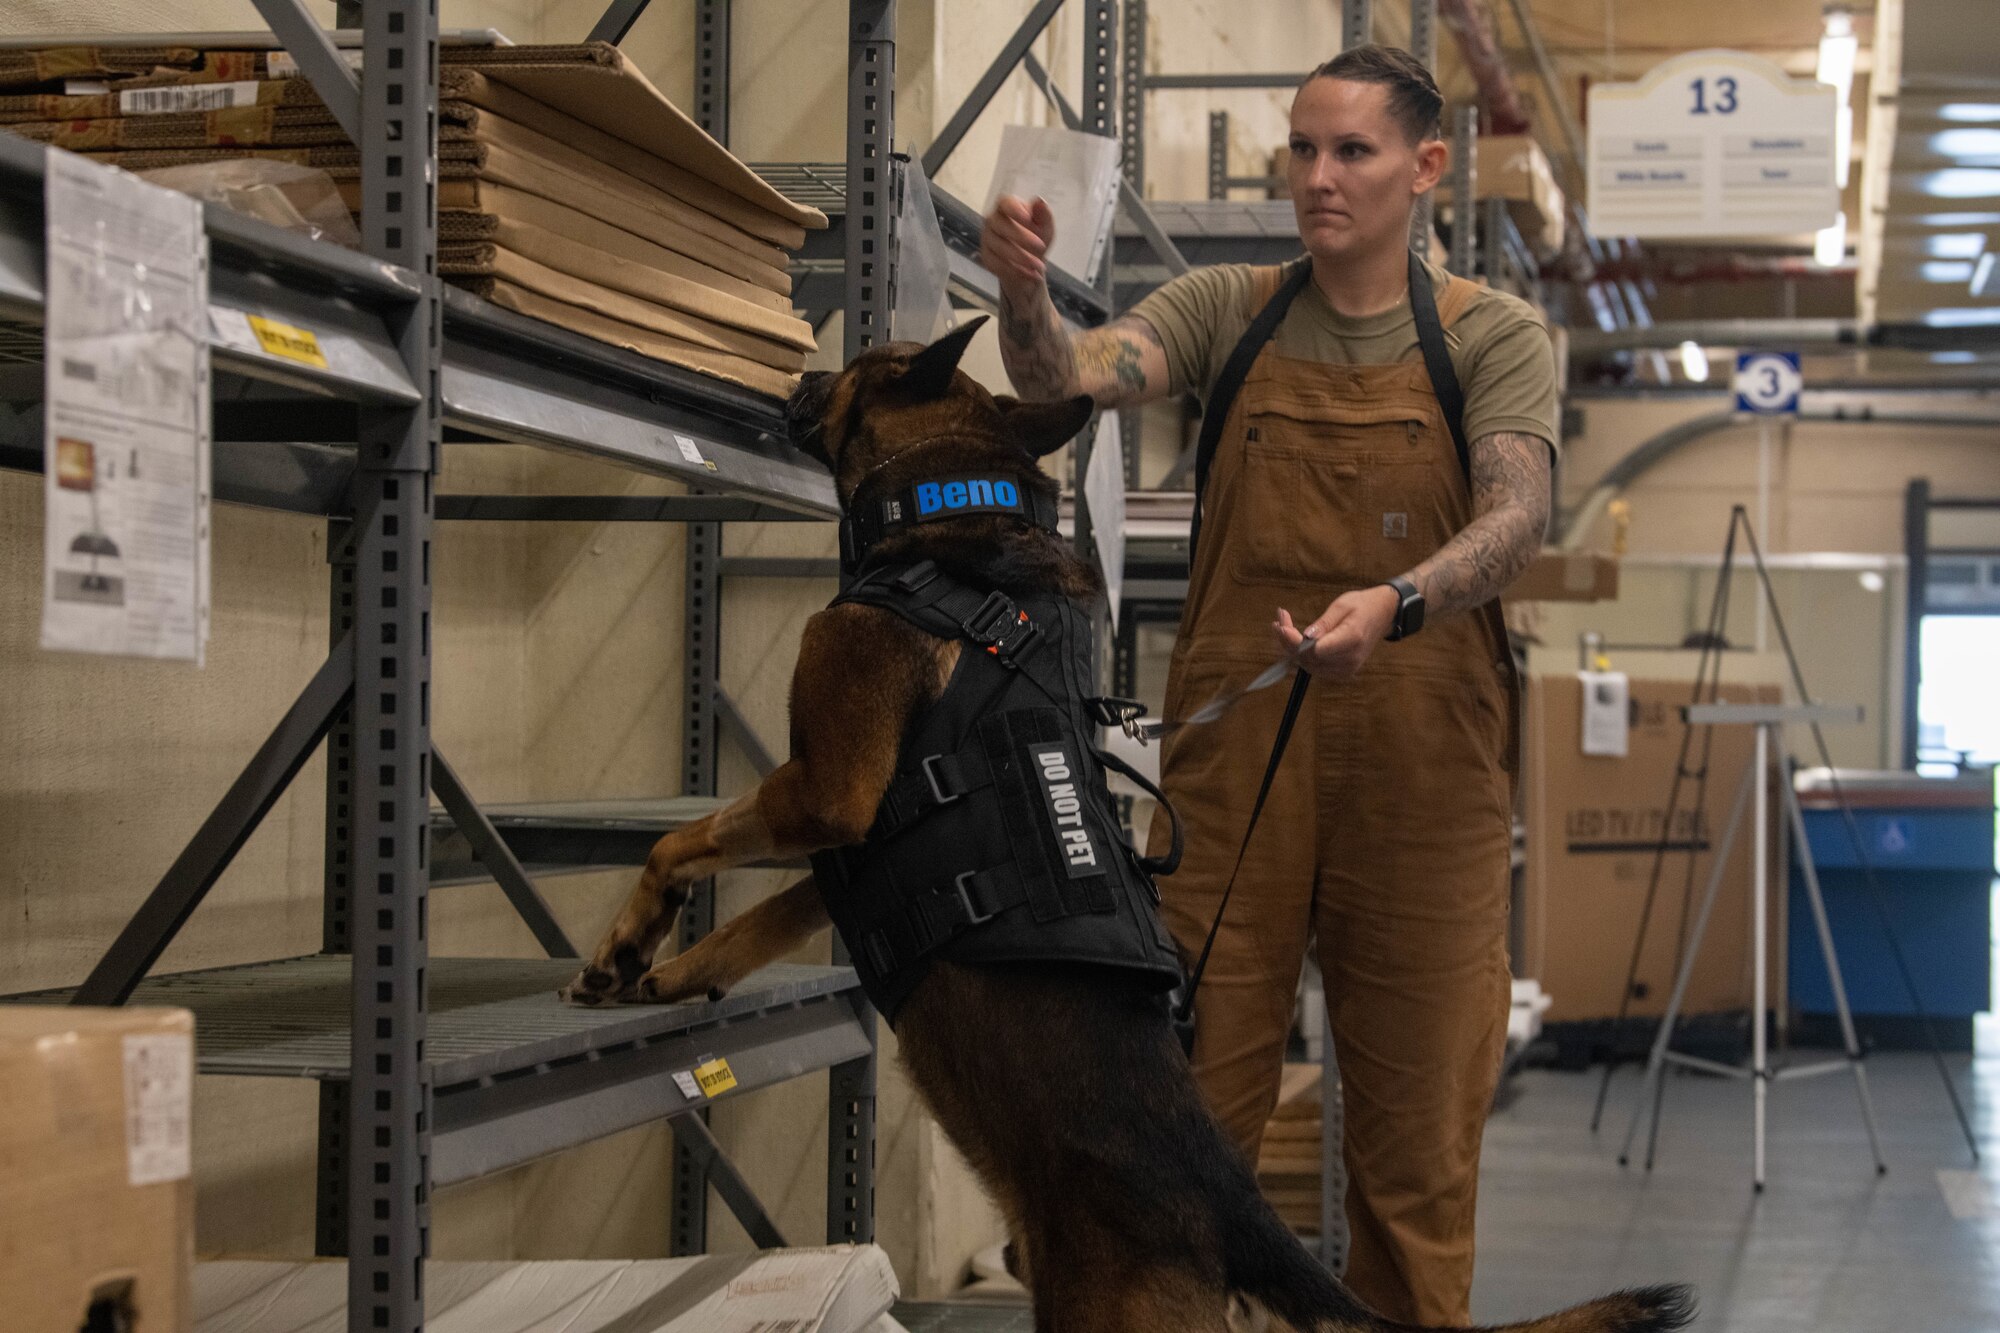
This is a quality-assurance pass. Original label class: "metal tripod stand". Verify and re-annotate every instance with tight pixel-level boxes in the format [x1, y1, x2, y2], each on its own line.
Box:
[1615, 701, 1885, 1190]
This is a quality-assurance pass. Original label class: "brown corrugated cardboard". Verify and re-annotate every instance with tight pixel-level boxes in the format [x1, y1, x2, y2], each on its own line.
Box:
[194, 1248, 898, 1333]
[10, 105, 348, 150]
[0, 73, 320, 123]
[470, 280, 800, 400]
[432, 179, 792, 293]
[1521, 675, 1779, 1023]
[1434, 135, 1566, 257]
[1, 1006, 195, 1333]
[441, 243, 810, 366]
[438, 42, 827, 233]
[1507, 550, 1620, 603]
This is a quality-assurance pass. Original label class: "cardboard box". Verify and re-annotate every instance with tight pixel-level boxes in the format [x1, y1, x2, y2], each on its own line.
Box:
[1521, 676, 1779, 1023]
[1434, 134, 1567, 257]
[1, 1006, 195, 1333]
[1508, 550, 1619, 603]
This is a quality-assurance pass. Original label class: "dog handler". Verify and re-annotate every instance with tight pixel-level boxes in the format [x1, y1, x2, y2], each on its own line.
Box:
[978, 45, 1557, 1326]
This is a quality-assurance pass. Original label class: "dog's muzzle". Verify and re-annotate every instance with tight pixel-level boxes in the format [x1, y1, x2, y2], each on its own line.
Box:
[786, 370, 836, 460]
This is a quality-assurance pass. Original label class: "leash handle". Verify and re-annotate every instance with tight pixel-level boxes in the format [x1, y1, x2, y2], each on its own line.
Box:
[1174, 668, 1312, 1023]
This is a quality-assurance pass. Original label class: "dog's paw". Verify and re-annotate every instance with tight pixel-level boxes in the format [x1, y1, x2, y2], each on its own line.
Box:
[635, 958, 730, 1005]
[557, 964, 630, 1007]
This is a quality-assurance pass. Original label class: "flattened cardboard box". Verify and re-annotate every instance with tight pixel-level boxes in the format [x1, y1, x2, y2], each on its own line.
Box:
[1, 1006, 195, 1333]
[1521, 675, 1781, 1023]
[194, 1247, 898, 1333]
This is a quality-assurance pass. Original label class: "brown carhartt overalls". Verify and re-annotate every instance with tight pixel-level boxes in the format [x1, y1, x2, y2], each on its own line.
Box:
[1145, 267, 1520, 1327]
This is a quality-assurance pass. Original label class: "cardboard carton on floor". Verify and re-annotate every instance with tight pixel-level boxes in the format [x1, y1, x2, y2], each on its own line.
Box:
[1521, 676, 1780, 1024]
[1, 1006, 195, 1333]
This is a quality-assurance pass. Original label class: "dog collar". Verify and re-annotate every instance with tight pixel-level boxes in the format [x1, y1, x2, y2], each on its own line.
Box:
[840, 470, 1060, 570]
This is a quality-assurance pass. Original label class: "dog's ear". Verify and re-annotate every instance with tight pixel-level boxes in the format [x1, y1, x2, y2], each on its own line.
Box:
[993, 393, 1097, 457]
[900, 316, 989, 400]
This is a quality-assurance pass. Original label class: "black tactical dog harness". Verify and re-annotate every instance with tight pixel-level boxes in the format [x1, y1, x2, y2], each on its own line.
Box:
[809, 559, 1185, 1023]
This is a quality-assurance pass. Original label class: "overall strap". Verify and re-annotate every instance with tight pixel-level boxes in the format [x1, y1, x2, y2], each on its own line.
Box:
[1189, 258, 1314, 566]
[1407, 248, 1472, 484]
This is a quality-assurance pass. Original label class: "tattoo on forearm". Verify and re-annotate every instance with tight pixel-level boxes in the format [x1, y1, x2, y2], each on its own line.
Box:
[1408, 431, 1552, 618]
[997, 285, 1079, 400]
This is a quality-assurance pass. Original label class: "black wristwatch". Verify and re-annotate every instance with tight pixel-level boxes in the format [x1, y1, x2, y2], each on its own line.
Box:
[1382, 576, 1425, 641]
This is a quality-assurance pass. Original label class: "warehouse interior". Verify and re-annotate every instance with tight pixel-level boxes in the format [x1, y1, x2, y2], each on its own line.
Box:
[0, 1, 1995, 1331]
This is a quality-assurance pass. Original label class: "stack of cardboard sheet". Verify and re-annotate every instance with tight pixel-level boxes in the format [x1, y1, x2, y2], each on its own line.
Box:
[0, 41, 824, 399]
[1255, 1061, 1327, 1234]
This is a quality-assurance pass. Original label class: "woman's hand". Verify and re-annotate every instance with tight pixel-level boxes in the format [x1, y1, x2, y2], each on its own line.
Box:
[1273, 587, 1401, 680]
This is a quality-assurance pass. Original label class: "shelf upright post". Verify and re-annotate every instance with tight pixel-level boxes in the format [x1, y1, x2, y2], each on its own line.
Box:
[1342, 0, 1371, 51]
[1408, 0, 1436, 254]
[824, 0, 897, 1249]
[1448, 104, 1477, 277]
[1119, 0, 1146, 488]
[317, 516, 357, 1258]
[667, 0, 733, 1259]
[1207, 110, 1228, 201]
[346, 2, 443, 1329]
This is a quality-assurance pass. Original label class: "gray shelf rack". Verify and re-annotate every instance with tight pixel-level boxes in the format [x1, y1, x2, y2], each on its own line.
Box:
[0, 5, 887, 1329]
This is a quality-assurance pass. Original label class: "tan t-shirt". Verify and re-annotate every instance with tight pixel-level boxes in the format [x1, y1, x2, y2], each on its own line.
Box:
[1127, 257, 1560, 453]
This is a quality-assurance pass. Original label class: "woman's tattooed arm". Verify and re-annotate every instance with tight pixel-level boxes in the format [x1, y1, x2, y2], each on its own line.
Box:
[1404, 431, 1552, 617]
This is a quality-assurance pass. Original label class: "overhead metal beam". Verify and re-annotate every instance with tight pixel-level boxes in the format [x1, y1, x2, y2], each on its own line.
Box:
[249, 0, 361, 143]
[920, 0, 1067, 180]
[1146, 72, 1309, 90]
[434, 495, 821, 522]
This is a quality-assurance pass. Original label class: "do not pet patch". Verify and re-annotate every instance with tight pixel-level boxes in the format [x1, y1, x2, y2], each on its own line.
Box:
[1027, 742, 1101, 879]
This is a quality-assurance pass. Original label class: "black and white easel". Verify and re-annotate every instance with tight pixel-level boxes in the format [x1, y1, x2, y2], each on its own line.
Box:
[1615, 700, 1887, 1190]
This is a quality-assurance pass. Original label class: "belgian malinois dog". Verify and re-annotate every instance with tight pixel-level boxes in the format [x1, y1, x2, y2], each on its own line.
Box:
[561, 320, 1694, 1333]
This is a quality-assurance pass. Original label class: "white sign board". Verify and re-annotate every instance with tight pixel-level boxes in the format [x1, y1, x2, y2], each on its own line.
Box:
[984, 124, 1122, 285]
[1733, 351, 1802, 414]
[1588, 50, 1837, 239]
[41, 149, 211, 664]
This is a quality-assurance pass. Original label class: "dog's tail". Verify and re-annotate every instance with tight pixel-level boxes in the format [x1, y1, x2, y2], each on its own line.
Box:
[1451, 1285, 1697, 1333]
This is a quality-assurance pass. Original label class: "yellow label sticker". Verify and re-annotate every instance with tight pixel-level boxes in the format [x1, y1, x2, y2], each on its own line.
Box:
[693, 1057, 738, 1097]
[246, 315, 328, 369]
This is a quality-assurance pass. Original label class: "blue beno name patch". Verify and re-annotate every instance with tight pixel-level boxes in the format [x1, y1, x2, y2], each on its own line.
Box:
[915, 476, 1021, 516]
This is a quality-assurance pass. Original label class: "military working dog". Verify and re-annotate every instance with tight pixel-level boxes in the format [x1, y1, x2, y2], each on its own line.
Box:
[560, 320, 1694, 1333]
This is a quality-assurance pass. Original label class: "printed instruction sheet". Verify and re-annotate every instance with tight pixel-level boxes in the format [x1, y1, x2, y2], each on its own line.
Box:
[41, 148, 211, 663]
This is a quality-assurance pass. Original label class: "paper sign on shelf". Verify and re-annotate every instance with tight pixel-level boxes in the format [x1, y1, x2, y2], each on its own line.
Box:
[1588, 50, 1837, 239]
[246, 314, 328, 368]
[1082, 413, 1126, 630]
[692, 1056, 738, 1097]
[41, 148, 211, 664]
[1579, 671, 1631, 758]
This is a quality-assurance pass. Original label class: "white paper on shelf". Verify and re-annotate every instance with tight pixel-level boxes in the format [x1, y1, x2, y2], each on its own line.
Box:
[1578, 670, 1630, 757]
[41, 148, 211, 665]
[893, 154, 951, 343]
[1082, 413, 1125, 630]
[984, 124, 1122, 284]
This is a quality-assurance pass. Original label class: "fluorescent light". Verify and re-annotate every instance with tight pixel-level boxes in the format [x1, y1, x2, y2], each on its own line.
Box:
[1921, 260, 1976, 282]
[1974, 251, 1998, 296]
[1927, 233, 1988, 258]
[1858, 571, 1885, 592]
[1919, 168, 2000, 198]
[1922, 307, 2000, 327]
[1817, 12, 1858, 101]
[1914, 211, 2000, 225]
[1836, 104, 1854, 187]
[1815, 211, 1847, 265]
[1931, 350, 1981, 363]
[1931, 128, 2000, 159]
[1679, 340, 1709, 383]
[1939, 103, 2000, 123]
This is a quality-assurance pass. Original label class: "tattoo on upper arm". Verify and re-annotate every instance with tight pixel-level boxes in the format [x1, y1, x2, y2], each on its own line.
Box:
[1408, 431, 1553, 616]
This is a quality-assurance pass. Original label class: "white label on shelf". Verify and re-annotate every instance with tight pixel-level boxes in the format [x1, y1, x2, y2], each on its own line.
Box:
[41, 149, 211, 664]
[672, 1069, 704, 1100]
[1588, 50, 1837, 239]
[119, 81, 261, 116]
[673, 433, 714, 470]
[123, 1033, 193, 1187]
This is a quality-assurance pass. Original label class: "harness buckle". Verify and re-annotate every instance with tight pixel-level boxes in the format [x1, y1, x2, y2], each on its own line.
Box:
[954, 871, 998, 926]
[1086, 696, 1149, 730]
[921, 754, 962, 808]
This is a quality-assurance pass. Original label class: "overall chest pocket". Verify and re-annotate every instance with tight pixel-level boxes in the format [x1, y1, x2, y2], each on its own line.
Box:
[1220, 391, 1444, 587]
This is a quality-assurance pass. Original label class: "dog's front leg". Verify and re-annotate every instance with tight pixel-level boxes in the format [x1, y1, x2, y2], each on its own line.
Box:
[560, 604, 943, 1005]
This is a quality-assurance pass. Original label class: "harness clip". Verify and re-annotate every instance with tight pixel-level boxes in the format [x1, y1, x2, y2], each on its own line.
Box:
[921, 754, 962, 808]
[954, 871, 998, 926]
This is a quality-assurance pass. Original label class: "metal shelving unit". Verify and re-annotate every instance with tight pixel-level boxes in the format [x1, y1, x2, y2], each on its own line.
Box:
[0, 3, 892, 1328]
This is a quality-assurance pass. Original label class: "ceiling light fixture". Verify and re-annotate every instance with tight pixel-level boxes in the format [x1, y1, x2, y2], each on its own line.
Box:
[1815, 211, 1848, 266]
[1938, 104, 2000, 123]
[1921, 260, 1976, 282]
[1927, 233, 1988, 259]
[1819, 6, 1859, 187]
[1972, 252, 1998, 296]
[1930, 128, 2000, 159]
[1919, 168, 2000, 198]
[1679, 340, 1709, 383]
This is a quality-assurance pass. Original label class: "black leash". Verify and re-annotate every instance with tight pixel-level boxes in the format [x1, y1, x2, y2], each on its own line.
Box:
[1172, 668, 1311, 1048]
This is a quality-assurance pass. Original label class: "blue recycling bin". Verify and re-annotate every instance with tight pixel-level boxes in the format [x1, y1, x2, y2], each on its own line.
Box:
[1787, 770, 1995, 1051]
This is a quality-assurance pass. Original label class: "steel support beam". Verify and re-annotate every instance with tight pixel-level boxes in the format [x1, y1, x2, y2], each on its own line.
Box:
[1343, 0, 1372, 51]
[1409, 0, 1437, 253]
[670, 1113, 789, 1250]
[316, 518, 357, 1259]
[1121, 0, 1146, 191]
[1146, 72, 1310, 89]
[719, 555, 844, 579]
[346, 2, 443, 1326]
[1208, 110, 1229, 201]
[431, 751, 577, 957]
[827, 1044, 878, 1244]
[588, 0, 656, 46]
[1903, 480, 1929, 771]
[1448, 105, 1477, 277]
[849, 1, 900, 362]
[715, 688, 779, 778]
[434, 495, 816, 522]
[249, 0, 361, 143]
[71, 639, 354, 1007]
[920, 0, 1065, 180]
[695, 0, 731, 148]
